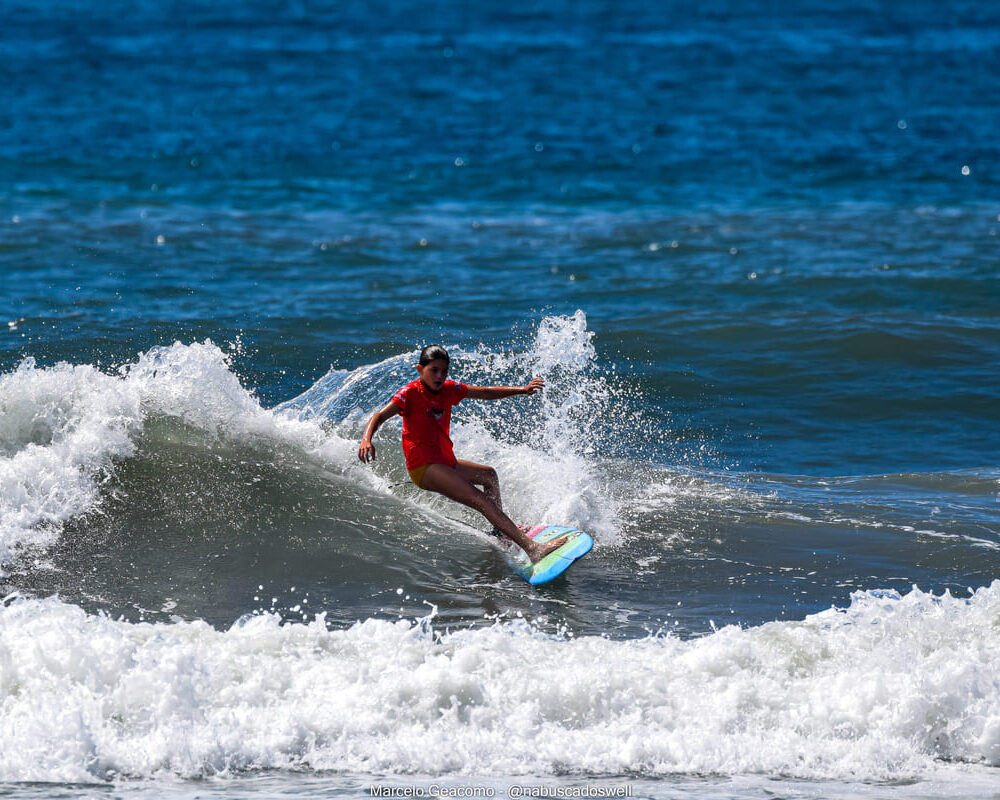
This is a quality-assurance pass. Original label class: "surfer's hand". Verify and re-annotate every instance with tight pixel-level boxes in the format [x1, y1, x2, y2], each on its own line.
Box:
[358, 439, 375, 463]
[523, 377, 545, 395]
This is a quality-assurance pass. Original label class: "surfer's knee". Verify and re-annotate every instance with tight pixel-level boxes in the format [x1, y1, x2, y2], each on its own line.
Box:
[481, 465, 498, 488]
[457, 460, 498, 489]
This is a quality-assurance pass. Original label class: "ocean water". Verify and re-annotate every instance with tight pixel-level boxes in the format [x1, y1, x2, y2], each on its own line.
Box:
[2, 0, 1000, 798]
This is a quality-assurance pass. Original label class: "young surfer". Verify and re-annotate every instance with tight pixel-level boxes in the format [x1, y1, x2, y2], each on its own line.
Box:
[358, 345, 566, 563]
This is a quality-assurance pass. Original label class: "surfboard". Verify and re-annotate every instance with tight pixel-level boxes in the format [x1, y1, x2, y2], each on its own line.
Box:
[509, 524, 593, 585]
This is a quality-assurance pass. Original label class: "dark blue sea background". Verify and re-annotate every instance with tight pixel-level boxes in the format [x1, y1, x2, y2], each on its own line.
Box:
[2, 1, 999, 797]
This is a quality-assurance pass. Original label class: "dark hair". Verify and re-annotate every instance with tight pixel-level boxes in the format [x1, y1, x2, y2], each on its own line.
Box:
[419, 344, 450, 366]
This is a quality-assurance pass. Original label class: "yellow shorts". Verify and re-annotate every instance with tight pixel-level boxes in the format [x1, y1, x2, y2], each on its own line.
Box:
[407, 463, 430, 488]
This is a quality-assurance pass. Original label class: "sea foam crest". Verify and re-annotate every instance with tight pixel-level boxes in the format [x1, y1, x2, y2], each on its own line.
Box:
[0, 358, 142, 563]
[1, 583, 999, 783]
[0, 342, 336, 573]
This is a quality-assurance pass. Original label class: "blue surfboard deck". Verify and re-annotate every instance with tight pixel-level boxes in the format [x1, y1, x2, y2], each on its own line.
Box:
[510, 524, 593, 585]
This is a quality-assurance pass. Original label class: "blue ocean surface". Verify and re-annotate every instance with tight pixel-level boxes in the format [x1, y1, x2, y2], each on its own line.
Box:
[2, 0, 999, 797]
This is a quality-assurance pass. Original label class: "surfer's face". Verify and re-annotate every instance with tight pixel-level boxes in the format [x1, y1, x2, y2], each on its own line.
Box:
[416, 359, 449, 393]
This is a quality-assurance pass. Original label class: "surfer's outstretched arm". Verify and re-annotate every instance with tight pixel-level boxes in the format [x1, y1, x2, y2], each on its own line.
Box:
[358, 401, 400, 462]
[465, 377, 544, 400]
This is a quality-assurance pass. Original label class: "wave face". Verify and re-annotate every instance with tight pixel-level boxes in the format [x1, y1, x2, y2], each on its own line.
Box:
[0, 316, 648, 635]
[0, 313, 629, 566]
[0, 340, 329, 572]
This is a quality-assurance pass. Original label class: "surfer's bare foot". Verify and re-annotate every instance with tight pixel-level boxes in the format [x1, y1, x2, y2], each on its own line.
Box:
[526, 536, 567, 563]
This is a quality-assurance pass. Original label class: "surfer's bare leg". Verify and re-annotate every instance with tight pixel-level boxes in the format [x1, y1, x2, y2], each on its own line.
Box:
[421, 463, 566, 563]
[455, 460, 509, 538]
[456, 459, 503, 509]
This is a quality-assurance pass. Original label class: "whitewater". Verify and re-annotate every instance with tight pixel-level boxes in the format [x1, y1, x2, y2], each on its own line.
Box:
[0, 313, 997, 799]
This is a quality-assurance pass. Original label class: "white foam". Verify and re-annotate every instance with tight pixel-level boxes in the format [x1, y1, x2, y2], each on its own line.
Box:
[1, 583, 999, 783]
[0, 358, 143, 565]
[0, 341, 365, 574]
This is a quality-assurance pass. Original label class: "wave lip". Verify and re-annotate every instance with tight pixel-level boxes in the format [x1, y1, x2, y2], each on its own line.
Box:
[0, 341, 334, 575]
[0, 358, 143, 565]
[2, 583, 1000, 784]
